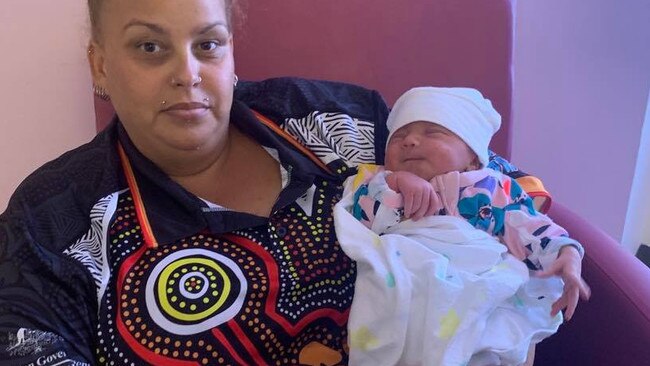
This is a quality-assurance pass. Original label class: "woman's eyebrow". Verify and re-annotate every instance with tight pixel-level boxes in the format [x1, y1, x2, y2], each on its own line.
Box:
[123, 20, 167, 35]
[121, 20, 227, 35]
[196, 22, 228, 35]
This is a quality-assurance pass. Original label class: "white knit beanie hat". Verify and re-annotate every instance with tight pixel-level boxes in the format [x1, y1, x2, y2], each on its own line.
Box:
[386, 87, 501, 168]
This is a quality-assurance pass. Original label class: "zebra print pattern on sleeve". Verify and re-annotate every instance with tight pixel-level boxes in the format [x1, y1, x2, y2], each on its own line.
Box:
[283, 111, 376, 167]
[63, 192, 120, 307]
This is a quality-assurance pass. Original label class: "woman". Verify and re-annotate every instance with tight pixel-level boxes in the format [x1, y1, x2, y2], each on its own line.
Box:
[0, 0, 548, 365]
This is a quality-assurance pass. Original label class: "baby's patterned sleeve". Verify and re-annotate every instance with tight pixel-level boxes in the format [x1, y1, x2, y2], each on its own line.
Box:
[496, 177, 583, 271]
[457, 171, 583, 271]
[346, 165, 403, 235]
[487, 151, 552, 213]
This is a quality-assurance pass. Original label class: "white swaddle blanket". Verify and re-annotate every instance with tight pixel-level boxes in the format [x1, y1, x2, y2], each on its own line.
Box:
[334, 188, 563, 366]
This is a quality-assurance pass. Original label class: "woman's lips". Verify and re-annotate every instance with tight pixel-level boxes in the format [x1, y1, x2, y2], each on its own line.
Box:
[162, 102, 210, 120]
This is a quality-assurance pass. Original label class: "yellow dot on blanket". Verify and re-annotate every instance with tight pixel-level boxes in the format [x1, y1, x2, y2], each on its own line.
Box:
[349, 326, 380, 351]
[372, 234, 381, 248]
[438, 309, 460, 340]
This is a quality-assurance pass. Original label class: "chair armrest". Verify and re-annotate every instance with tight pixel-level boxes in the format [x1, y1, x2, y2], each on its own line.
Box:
[535, 202, 650, 365]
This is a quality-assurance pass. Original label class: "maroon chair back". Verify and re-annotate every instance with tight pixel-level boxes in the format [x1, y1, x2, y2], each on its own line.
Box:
[95, 0, 514, 158]
[234, 0, 514, 158]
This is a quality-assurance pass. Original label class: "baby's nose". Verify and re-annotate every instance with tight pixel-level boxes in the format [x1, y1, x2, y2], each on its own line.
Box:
[402, 134, 419, 146]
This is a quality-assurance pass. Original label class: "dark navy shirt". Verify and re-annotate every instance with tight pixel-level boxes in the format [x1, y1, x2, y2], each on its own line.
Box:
[0, 78, 389, 365]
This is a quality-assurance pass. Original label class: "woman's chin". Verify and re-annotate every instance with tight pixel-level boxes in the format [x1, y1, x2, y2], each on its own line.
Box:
[164, 136, 213, 152]
[156, 120, 221, 151]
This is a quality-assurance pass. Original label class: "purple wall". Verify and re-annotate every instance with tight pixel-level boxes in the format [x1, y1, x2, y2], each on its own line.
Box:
[513, 0, 650, 240]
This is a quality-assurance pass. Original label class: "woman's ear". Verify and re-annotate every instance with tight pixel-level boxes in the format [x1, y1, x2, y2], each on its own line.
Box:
[87, 43, 108, 88]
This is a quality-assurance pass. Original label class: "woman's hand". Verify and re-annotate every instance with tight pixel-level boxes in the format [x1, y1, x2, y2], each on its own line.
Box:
[536, 245, 591, 321]
[386, 171, 442, 221]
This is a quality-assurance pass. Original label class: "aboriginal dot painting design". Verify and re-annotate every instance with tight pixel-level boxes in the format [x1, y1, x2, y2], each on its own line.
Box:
[96, 178, 355, 366]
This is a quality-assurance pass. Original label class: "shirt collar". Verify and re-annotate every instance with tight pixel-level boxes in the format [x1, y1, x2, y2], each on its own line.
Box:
[117, 100, 337, 246]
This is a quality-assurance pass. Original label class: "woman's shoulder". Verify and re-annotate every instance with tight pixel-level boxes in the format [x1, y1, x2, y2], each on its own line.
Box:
[236, 77, 391, 169]
[5, 122, 123, 220]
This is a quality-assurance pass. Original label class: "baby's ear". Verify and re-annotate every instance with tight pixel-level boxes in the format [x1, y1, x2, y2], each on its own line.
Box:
[468, 156, 481, 171]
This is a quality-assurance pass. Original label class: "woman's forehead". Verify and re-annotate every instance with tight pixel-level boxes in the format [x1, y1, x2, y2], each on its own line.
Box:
[101, 0, 228, 33]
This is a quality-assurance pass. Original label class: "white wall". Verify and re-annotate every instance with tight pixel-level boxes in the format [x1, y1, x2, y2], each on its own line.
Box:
[622, 92, 650, 253]
[0, 1, 96, 210]
[513, 0, 650, 240]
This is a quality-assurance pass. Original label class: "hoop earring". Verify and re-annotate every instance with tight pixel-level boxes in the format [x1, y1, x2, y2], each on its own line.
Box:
[233, 74, 239, 87]
[93, 85, 110, 101]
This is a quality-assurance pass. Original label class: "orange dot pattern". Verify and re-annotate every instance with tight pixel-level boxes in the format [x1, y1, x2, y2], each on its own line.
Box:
[96, 176, 355, 365]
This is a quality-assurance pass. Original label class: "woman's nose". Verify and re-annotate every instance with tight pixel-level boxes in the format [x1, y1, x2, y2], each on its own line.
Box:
[170, 49, 202, 87]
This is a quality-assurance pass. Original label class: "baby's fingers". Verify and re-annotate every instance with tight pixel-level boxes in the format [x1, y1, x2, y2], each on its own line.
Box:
[411, 190, 424, 220]
[403, 193, 414, 218]
[534, 263, 560, 279]
[550, 297, 564, 318]
[579, 278, 592, 301]
[554, 282, 581, 321]
[412, 192, 429, 221]
[425, 190, 441, 216]
[563, 289, 580, 321]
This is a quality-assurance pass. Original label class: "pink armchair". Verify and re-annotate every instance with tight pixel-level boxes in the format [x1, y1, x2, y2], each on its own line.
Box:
[95, 1, 650, 364]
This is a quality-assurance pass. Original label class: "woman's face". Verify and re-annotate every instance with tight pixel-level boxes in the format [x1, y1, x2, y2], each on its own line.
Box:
[385, 121, 479, 181]
[90, 0, 235, 156]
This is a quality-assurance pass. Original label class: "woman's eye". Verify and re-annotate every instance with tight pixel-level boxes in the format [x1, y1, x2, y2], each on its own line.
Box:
[138, 42, 162, 53]
[198, 41, 219, 52]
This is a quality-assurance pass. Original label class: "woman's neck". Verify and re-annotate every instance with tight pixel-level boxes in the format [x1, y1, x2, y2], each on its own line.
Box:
[132, 123, 282, 216]
[143, 125, 235, 179]
[167, 127, 282, 215]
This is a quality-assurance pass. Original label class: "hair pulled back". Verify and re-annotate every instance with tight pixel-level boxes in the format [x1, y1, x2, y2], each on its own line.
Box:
[88, 0, 238, 41]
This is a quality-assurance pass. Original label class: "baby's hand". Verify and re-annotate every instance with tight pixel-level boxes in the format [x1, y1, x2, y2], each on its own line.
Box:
[386, 171, 442, 221]
[536, 246, 591, 321]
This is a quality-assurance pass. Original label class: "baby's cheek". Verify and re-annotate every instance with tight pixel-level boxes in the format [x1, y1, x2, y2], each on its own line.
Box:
[384, 149, 400, 171]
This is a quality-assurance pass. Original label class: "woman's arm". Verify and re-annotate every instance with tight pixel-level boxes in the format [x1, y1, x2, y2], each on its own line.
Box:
[0, 207, 96, 365]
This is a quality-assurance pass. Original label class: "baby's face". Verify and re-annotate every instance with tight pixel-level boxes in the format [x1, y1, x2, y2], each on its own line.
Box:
[385, 121, 479, 181]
